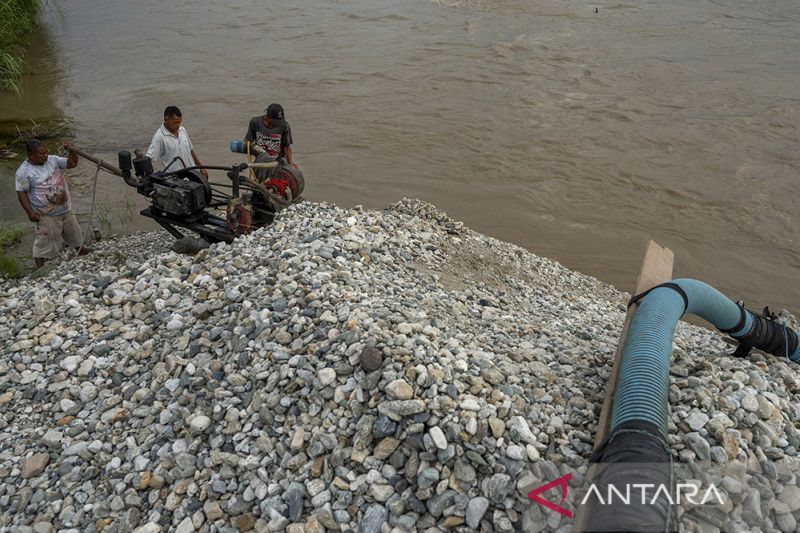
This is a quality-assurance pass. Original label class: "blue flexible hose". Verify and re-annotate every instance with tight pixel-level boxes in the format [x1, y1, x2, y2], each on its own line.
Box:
[610, 278, 800, 437]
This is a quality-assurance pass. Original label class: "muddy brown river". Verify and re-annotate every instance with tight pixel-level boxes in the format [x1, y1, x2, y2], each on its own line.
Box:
[2, 0, 799, 313]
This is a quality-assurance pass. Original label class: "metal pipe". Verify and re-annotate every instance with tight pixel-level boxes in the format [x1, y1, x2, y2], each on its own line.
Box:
[70, 146, 141, 188]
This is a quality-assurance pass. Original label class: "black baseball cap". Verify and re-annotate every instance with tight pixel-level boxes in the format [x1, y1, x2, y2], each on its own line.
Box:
[265, 103, 284, 120]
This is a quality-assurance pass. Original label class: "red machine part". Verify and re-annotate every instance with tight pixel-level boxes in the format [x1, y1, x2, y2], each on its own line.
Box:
[263, 177, 290, 199]
[226, 199, 253, 235]
[263, 166, 304, 201]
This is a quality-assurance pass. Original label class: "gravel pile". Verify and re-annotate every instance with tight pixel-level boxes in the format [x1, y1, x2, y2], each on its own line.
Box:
[1, 199, 799, 533]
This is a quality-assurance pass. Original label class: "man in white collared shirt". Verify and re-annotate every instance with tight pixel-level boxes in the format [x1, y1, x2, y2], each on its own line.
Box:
[146, 106, 208, 178]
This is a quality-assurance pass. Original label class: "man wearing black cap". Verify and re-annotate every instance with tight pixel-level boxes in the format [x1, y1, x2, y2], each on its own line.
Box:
[242, 103, 294, 168]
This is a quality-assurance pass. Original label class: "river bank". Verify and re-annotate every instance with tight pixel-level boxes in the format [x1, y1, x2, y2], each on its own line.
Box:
[1, 199, 800, 532]
[4, 0, 800, 314]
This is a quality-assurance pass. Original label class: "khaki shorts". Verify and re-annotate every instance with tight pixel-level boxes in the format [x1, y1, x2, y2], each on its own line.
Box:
[33, 211, 83, 259]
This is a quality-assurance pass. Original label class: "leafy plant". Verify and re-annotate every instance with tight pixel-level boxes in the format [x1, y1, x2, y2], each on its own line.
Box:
[0, 0, 40, 93]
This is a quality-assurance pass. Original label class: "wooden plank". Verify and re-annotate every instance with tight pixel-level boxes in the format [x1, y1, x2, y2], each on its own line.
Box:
[595, 240, 674, 443]
[573, 240, 673, 531]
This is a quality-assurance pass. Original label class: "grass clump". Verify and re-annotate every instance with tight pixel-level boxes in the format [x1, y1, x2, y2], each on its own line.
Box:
[0, 0, 40, 93]
[0, 223, 25, 278]
[0, 252, 23, 278]
[0, 223, 24, 248]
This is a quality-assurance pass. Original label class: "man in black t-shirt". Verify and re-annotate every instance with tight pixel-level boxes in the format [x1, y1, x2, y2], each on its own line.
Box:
[242, 103, 295, 169]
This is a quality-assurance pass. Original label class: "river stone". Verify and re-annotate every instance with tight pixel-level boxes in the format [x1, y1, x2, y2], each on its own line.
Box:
[284, 482, 305, 522]
[454, 459, 476, 484]
[174, 517, 194, 533]
[166, 318, 184, 331]
[488, 473, 513, 504]
[291, 427, 305, 451]
[741, 393, 759, 413]
[507, 416, 537, 445]
[318, 368, 337, 386]
[203, 501, 224, 521]
[377, 400, 426, 421]
[720, 431, 740, 460]
[369, 484, 394, 502]
[710, 446, 728, 464]
[359, 346, 382, 372]
[429, 427, 447, 450]
[373, 416, 397, 439]
[42, 430, 63, 449]
[0, 391, 13, 405]
[60, 355, 81, 373]
[482, 367, 504, 385]
[489, 417, 506, 438]
[226, 495, 250, 516]
[755, 395, 773, 419]
[778, 485, 800, 512]
[460, 397, 480, 411]
[385, 379, 413, 400]
[21, 453, 49, 479]
[506, 445, 525, 461]
[373, 437, 400, 460]
[190, 415, 211, 433]
[686, 432, 711, 460]
[77, 359, 95, 376]
[361, 504, 387, 533]
[59, 399, 79, 415]
[776, 512, 797, 533]
[685, 410, 709, 431]
[417, 467, 440, 489]
[132, 523, 161, 533]
[32, 523, 55, 533]
[466, 496, 489, 528]
[427, 491, 456, 517]
[741, 488, 762, 525]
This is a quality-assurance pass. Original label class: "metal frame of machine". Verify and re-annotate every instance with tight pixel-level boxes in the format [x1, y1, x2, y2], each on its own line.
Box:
[112, 150, 304, 244]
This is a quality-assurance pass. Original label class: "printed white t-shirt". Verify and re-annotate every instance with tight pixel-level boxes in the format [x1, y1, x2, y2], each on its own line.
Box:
[15, 155, 71, 216]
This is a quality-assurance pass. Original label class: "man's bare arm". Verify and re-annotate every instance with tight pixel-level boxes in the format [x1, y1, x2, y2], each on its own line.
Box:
[17, 191, 40, 222]
[191, 150, 209, 178]
[64, 143, 79, 169]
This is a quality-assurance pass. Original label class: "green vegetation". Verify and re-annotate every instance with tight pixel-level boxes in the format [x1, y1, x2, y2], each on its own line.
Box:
[0, 223, 24, 248]
[0, 223, 25, 278]
[96, 209, 112, 236]
[0, 0, 40, 93]
[0, 252, 22, 278]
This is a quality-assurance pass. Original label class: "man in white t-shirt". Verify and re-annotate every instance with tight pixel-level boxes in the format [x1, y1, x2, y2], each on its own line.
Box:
[15, 139, 90, 267]
[145, 106, 208, 178]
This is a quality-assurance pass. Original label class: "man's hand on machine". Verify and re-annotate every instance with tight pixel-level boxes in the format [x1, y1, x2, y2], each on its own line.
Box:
[243, 141, 266, 157]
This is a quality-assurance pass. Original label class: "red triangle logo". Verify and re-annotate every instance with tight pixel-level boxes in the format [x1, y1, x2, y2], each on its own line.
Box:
[527, 472, 574, 518]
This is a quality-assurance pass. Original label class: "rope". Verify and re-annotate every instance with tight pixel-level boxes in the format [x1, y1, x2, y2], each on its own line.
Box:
[784, 325, 790, 362]
[247, 142, 254, 180]
[79, 160, 102, 250]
